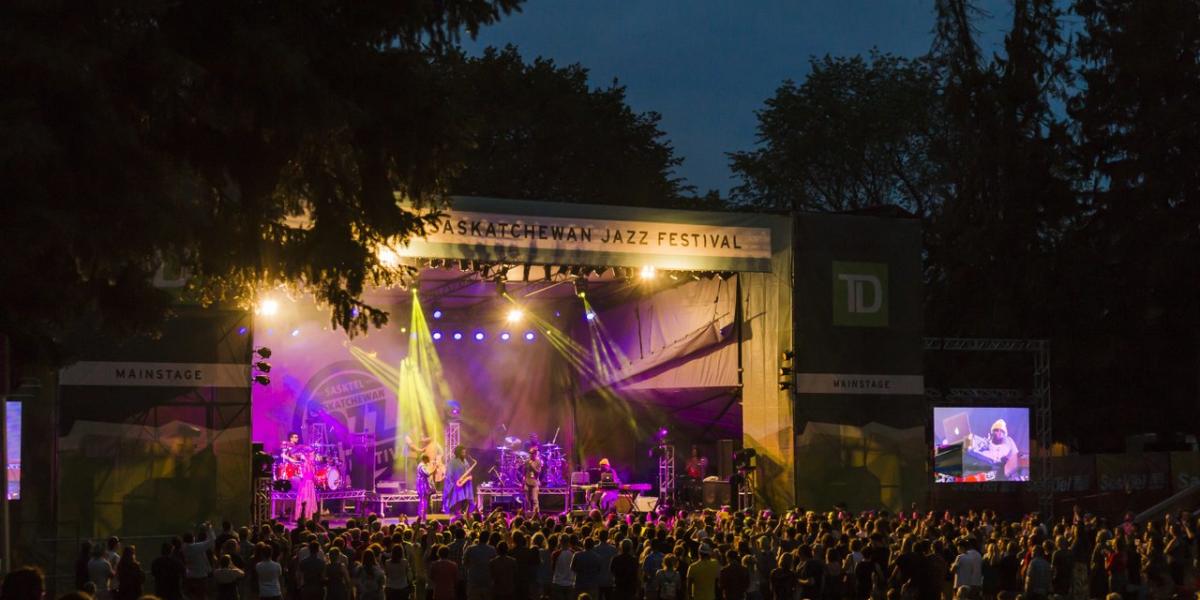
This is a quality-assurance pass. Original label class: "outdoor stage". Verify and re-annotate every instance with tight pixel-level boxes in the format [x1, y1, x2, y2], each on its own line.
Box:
[250, 195, 798, 516]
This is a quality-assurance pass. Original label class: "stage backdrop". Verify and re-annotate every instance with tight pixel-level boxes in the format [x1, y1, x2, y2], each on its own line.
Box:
[792, 211, 925, 511]
[56, 310, 252, 538]
[251, 276, 743, 488]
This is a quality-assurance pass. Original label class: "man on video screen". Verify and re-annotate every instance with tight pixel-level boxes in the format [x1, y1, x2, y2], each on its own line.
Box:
[975, 419, 1019, 479]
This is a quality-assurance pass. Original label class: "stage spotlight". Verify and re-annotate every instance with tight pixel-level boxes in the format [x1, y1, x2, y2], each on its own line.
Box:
[474, 331, 485, 341]
[237, 326, 248, 336]
[452, 331, 463, 340]
[255, 347, 272, 359]
[573, 278, 588, 298]
[500, 332, 511, 341]
[640, 265, 657, 280]
[655, 427, 669, 443]
[554, 310, 561, 318]
[256, 298, 280, 316]
[446, 400, 462, 418]
[253, 375, 271, 386]
[524, 331, 535, 341]
[376, 245, 399, 268]
[254, 361, 271, 373]
[400, 327, 408, 333]
[585, 311, 596, 321]
[432, 309, 443, 320]
[506, 308, 524, 324]
[495, 276, 507, 297]
[290, 328, 300, 337]
[432, 331, 443, 341]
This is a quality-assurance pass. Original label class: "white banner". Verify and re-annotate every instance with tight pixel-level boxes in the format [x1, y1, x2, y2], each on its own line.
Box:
[59, 361, 250, 388]
[795, 373, 924, 395]
[398, 209, 773, 271]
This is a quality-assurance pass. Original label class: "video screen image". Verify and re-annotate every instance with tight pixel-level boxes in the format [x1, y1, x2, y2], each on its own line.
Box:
[933, 406, 1029, 483]
[7, 401, 18, 500]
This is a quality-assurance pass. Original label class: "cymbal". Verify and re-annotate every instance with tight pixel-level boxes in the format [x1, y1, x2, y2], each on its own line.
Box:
[495, 446, 510, 451]
[515, 451, 530, 459]
[540, 443, 560, 449]
[504, 436, 522, 445]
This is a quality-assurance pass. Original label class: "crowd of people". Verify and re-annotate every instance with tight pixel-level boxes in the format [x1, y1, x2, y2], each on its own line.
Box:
[2, 505, 1199, 600]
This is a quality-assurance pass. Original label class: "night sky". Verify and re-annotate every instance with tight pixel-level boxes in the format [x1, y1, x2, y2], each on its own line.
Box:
[466, 0, 1011, 196]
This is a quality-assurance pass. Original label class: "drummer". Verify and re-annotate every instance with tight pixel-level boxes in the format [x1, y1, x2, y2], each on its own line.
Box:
[281, 432, 305, 462]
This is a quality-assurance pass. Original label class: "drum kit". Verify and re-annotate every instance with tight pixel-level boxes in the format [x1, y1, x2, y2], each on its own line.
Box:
[494, 434, 567, 488]
[273, 443, 345, 491]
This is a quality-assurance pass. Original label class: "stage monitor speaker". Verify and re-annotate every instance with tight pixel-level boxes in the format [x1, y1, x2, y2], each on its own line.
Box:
[703, 479, 732, 508]
[351, 444, 375, 492]
[634, 496, 658, 513]
[717, 439, 735, 480]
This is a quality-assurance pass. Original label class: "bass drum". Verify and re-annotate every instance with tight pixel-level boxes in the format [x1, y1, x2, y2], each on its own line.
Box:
[315, 465, 342, 490]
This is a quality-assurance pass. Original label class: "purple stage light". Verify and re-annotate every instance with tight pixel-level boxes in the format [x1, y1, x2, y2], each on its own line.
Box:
[524, 331, 535, 341]
[473, 331, 485, 341]
[432, 331, 443, 341]
[554, 310, 561, 317]
[452, 331, 463, 340]
[238, 326, 248, 336]
[500, 332, 511, 341]
[432, 309, 443, 319]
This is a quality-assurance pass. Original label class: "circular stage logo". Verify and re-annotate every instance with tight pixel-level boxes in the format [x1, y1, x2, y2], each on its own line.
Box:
[292, 360, 397, 477]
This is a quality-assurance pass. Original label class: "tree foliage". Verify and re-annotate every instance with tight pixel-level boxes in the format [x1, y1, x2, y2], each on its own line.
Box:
[0, 0, 520, 362]
[729, 52, 941, 215]
[445, 45, 694, 208]
[731, 0, 1200, 447]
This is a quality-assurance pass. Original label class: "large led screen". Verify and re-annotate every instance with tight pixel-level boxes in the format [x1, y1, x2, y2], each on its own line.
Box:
[933, 406, 1029, 483]
[7, 401, 19, 500]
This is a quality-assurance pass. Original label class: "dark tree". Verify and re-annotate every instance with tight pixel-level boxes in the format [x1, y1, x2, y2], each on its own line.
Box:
[1065, 0, 1200, 443]
[728, 52, 941, 215]
[0, 0, 520, 363]
[444, 45, 694, 208]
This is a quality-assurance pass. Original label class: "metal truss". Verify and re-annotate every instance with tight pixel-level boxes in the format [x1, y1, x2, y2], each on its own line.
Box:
[252, 477, 272, 526]
[924, 337, 1053, 516]
[657, 444, 676, 504]
[445, 421, 460, 454]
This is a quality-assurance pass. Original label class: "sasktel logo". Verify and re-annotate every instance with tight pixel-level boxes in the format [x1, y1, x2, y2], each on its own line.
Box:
[832, 261, 888, 327]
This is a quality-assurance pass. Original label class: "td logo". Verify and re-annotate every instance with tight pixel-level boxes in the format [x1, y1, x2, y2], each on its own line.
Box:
[832, 261, 888, 327]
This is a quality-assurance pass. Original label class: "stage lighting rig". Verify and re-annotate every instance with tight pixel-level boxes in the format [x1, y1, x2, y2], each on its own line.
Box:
[251, 347, 272, 386]
[573, 278, 588, 298]
[733, 448, 757, 470]
[778, 350, 794, 390]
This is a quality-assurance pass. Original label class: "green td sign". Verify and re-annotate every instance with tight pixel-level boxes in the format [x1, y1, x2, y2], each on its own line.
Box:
[832, 261, 888, 327]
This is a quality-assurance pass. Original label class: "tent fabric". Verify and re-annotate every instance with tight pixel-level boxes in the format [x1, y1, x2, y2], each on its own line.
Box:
[583, 277, 739, 392]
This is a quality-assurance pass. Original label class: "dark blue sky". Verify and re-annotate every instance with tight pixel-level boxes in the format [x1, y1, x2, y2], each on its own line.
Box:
[465, 1, 1011, 195]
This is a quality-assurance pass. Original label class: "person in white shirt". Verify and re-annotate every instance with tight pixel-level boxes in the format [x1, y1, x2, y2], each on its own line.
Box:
[104, 537, 122, 571]
[951, 539, 984, 590]
[87, 546, 115, 600]
[183, 522, 216, 600]
[254, 545, 283, 600]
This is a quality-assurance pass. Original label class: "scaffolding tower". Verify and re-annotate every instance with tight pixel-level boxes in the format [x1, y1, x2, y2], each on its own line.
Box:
[924, 337, 1052, 516]
[657, 444, 676, 507]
